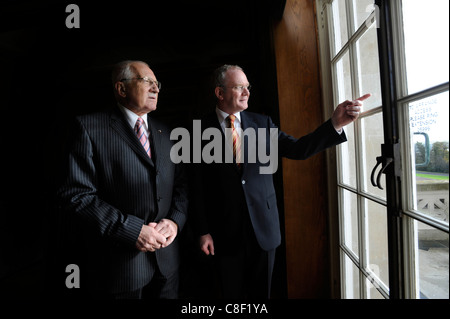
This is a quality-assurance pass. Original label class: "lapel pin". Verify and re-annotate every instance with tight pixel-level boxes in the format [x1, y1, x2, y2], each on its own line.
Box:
[158, 130, 162, 133]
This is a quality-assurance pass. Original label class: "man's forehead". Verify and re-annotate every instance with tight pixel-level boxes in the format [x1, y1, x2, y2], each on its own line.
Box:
[225, 69, 248, 84]
[131, 62, 156, 79]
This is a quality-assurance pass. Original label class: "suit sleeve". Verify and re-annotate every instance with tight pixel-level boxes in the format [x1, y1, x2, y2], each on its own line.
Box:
[57, 118, 144, 248]
[275, 118, 347, 160]
[166, 162, 189, 233]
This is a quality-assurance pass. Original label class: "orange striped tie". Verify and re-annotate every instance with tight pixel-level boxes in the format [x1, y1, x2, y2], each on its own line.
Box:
[227, 115, 241, 167]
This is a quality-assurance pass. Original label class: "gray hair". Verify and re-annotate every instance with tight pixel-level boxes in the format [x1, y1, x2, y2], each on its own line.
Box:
[213, 64, 244, 88]
[111, 60, 150, 85]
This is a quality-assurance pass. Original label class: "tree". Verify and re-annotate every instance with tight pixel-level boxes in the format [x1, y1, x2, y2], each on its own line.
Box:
[429, 141, 449, 173]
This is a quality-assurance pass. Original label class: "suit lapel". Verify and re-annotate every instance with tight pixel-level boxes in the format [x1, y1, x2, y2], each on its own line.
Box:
[109, 108, 155, 167]
[148, 117, 165, 172]
[239, 111, 258, 174]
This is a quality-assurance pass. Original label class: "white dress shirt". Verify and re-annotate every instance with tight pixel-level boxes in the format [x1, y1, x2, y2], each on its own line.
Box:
[118, 103, 149, 137]
[215, 107, 242, 138]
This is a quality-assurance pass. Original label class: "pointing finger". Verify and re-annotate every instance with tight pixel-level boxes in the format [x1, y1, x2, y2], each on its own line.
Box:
[356, 93, 371, 102]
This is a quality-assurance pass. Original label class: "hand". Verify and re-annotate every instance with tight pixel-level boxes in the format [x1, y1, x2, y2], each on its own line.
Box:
[199, 233, 215, 256]
[154, 219, 178, 248]
[331, 94, 371, 131]
[135, 223, 167, 252]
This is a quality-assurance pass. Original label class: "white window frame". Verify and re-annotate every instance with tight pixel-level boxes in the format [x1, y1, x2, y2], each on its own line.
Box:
[317, 0, 388, 299]
[317, 0, 449, 299]
[390, 0, 449, 299]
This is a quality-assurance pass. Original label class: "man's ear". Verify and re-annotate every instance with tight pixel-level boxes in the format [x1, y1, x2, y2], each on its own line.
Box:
[115, 82, 127, 97]
[215, 87, 223, 100]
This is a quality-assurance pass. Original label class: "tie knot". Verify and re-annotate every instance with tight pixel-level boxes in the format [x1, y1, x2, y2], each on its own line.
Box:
[135, 117, 145, 132]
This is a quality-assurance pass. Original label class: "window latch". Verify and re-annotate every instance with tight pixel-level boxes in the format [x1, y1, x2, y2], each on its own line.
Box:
[370, 143, 401, 190]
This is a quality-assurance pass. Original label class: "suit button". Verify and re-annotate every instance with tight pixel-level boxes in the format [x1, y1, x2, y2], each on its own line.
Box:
[242, 180, 246, 185]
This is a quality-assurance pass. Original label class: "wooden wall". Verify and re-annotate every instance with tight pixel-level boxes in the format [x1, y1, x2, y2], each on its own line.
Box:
[273, 0, 331, 298]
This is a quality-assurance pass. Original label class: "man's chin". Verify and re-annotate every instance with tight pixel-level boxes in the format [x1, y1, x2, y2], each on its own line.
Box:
[145, 105, 157, 113]
[238, 104, 248, 111]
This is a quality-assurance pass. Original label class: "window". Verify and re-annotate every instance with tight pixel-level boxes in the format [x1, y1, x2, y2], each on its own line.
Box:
[317, 0, 449, 299]
[395, 0, 449, 299]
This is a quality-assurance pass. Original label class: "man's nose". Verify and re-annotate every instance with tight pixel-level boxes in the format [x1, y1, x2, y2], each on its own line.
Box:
[149, 84, 159, 93]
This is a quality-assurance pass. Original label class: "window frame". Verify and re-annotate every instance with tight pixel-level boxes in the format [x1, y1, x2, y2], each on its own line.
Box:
[390, 0, 449, 299]
[319, 0, 390, 299]
[317, 0, 449, 299]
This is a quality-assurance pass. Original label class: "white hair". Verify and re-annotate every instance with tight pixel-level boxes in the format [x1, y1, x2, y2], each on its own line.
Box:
[111, 60, 150, 85]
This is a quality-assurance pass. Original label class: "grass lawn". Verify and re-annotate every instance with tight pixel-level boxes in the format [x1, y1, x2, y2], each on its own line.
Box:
[416, 173, 449, 180]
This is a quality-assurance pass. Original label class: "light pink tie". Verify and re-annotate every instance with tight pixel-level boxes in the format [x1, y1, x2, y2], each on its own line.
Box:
[135, 117, 151, 157]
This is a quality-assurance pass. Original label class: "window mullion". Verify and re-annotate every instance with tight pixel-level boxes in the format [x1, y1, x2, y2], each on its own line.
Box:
[358, 192, 367, 298]
[345, 0, 355, 40]
[402, 216, 418, 299]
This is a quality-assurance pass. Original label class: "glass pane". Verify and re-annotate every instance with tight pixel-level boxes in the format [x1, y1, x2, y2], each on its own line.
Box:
[336, 50, 357, 187]
[342, 189, 359, 256]
[365, 276, 385, 299]
[352, 0, 375, 30]
[343, 253, 360, 299]
[361, 112, 386, 200]
[402, 0, 450, 94]
[356, 26, 382, 111]
[331, 0, 349, 55]
[335, 50, 352, 102]
[339, 122, 357, 188]
[365, 199, 389, 288]
[409, 92, 449, 225]
[415, 220, 449, 299]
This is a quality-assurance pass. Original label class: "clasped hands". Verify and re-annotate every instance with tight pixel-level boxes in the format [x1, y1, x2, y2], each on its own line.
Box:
[136, 219, 178, 252]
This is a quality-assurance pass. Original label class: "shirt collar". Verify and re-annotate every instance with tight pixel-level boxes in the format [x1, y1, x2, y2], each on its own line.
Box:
[215, 107, 241, 126]
[118, 103, 148, 130]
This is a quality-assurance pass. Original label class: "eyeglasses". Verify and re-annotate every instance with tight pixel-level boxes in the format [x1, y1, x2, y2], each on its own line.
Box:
[221, 85, 251, 92]
[121, 77, 161, 90]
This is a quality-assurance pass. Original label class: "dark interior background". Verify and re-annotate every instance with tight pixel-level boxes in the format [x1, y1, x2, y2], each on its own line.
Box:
[0, 0, 288, 299]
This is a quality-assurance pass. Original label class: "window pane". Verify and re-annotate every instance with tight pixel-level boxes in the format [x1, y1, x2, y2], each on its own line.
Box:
[342, 189, 359, 256]
[335, 50, 352, 102]
[336, 50, 357, 187]
[356, 26, 382, 111]
[402, 0, 449, 94]
[365, 199, 389, 288]
[361, 112, 386, 200]
[415, 220, 449, 299]
[409, 92, 449, 225]
[339, 122, 357, 188]
[365, 276, 385, 299]
[331, 0, 349, 55]
[352, 0, 375, 30]
[342, 253, 360, 299]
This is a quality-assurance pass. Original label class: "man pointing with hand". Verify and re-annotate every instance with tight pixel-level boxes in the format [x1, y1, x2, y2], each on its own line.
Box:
[191, 64, 370, 299]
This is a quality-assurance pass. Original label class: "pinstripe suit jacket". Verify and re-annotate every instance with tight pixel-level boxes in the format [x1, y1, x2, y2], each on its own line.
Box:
[57, 106, 188, 294]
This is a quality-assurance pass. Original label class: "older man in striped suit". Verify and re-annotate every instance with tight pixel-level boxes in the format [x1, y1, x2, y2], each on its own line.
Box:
[57, 60, 188, 299]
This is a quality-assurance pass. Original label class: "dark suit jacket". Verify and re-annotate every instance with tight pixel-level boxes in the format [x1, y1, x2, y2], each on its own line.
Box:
[191, 111, 346, 254]
[57, 106, 188, 294]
